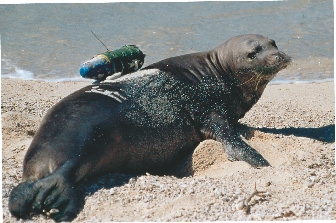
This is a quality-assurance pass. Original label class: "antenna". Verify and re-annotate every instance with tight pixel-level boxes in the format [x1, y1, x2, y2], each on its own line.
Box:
[91, 31, 110, 51]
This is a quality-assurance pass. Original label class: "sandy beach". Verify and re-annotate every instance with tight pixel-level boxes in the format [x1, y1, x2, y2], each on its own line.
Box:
[2, 78, 335, 221]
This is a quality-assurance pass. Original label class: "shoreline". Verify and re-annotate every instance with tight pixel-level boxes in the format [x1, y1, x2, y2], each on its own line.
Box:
[2, 78, 335, 221]
[1, 76, 334, 85]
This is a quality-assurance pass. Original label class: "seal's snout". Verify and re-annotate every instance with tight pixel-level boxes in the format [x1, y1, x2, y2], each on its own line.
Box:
[265, 51, 291, 70]
[275, 51, 291, 69]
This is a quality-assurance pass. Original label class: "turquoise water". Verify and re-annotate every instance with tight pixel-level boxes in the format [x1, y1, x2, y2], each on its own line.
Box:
[0, 1, 334, 83]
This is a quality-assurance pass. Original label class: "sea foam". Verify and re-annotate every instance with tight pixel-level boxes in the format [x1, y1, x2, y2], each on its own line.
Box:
[1, 57, 34, 80]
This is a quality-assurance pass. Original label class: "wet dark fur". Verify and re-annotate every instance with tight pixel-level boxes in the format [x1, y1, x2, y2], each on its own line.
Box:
[9, 34, 290, 222]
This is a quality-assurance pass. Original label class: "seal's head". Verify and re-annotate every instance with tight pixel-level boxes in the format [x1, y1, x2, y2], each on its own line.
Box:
[216, 34, 291, 93]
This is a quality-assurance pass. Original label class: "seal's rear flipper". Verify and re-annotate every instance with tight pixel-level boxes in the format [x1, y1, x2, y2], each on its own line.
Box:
[8, 180, 35, 218]
[9, 162, 80, 222]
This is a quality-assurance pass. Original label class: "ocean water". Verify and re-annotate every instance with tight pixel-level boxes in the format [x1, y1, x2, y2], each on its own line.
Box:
[0, 1, 334, 84]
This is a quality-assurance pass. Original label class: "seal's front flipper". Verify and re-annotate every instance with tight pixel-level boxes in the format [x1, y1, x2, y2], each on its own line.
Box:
[222, 133, 270, 167]
[201, 112, 270, 167]
[9, 161, 80, 222]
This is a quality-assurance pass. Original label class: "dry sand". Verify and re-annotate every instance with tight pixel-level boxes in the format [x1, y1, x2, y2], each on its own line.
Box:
[1, 78, 335, 222]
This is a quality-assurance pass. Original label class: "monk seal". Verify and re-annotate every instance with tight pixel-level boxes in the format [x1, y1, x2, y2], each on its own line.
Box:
[9, 34, 291, 221]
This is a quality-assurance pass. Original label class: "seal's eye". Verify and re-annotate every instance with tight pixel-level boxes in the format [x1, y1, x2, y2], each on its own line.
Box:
[247, 52, 256, 60]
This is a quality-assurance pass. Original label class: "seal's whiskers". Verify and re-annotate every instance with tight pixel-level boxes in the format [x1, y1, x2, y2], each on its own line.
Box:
[236, 73, 258, 87]
[255, 72, 264, 91]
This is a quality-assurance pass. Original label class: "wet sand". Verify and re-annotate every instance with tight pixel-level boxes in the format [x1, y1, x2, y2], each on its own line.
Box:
[2, 78, 335, 221]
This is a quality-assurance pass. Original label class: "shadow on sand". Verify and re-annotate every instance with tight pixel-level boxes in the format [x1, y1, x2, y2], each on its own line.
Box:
[239, 124, 335, 143]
